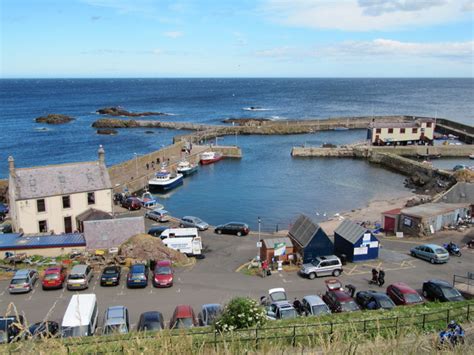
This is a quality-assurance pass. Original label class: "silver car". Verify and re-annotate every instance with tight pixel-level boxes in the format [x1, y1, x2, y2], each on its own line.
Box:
[302, 295, 331, 316]
[410, 244, 449, 264]
[9, 269, 38, 294]
[300, 255, 343, 279]
[103, 306, 129, 335]
[179, 216, 209, 231]
[67, 264, 93, 290]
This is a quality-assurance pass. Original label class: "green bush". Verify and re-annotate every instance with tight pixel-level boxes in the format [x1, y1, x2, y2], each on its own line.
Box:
[215, 297, 267, 332]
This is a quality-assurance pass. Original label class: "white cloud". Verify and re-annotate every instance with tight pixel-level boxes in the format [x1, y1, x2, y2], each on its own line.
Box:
[262, 0, 471, 31]
[163, 31, 184, 38]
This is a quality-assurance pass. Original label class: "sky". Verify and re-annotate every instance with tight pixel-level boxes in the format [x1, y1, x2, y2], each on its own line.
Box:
[0, 0, 473, 77]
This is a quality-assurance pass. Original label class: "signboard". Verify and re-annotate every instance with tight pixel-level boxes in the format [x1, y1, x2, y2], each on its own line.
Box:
[274, 242, 286, 256]
[363, 233, 371, 242]
[396, 232, 404, 238]
[256, 242, 262, 248]
[354, 246, 368, 255]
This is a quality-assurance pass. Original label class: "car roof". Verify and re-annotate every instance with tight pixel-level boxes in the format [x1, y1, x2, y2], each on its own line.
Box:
[226, 222, 246, 225]
[182, 216, 198, 220]
[174, 305, 194, 318]
[152, 209, 168, 213]
[14, 269, 32, 277]
[106, 306, 126, 318]
[315, 255, 339, 261]
[420, 244, 444, 249]
[131, 264, 146, 271]
[331, 290, 353, 301]
[142, 311, 163, 321]
[302, 295, 326, 306]
[44, 267, 62, 274]
[104, 265, 119, 271]
[272, 301, 294, 309]
[70, 264, 88, 273]
[149, 226, 169, 231]
[426, 279, 451, 287]
[390, 282, 418, 294]
[156, 260, 172, 267]
[202, 304, 221, 311]
[364, 291, 391, 300]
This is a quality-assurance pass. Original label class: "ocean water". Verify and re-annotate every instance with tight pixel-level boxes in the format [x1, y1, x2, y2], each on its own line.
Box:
[1, 78, 472, 229]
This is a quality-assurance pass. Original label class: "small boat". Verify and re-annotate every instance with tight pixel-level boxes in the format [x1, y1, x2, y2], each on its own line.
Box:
[148, 169, 184, 191]
[333, 127, 349, 131]
[34, 127, 50, 132]
[200, 151, 223, 165]
[242, 106, 270, 111]
[176, 160, 198, 176]
[469, 154, 474, 160]
[448, 134, 459, 140]
[139, 191, 162, 208]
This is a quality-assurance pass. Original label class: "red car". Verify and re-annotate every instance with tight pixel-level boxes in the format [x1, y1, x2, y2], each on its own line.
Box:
[42, 266, 67, 290]
[169, 305, 197, 329]
[321, 279, 360, 313]
[386, 282, 424, 305]
[153, 260, 173, 288]
[121, 197, 142, 211]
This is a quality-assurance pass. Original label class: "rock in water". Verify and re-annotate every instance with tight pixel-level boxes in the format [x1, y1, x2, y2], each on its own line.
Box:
[97, 128, 118, 135]
[35, 114, 75, 124]
[96, 106, 168, 117]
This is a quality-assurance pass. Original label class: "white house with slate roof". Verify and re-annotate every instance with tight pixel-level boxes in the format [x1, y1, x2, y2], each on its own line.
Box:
[8, 146, 113, 234]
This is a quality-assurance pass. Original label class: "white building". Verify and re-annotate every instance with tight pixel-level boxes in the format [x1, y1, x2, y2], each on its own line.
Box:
[8, 146, 113, 234]
[367, 118, 435, 146]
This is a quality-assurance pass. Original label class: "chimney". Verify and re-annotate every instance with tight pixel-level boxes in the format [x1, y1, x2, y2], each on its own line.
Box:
[8, 156, 15, 176]
[98, 145, 105, 165]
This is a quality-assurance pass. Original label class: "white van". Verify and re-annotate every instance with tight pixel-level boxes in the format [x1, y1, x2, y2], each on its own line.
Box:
[61, 294, 98, 338]
[162, 228, 202, 256]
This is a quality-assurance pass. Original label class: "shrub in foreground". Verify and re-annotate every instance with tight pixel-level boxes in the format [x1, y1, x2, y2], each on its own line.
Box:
[215, 297, 267, 332]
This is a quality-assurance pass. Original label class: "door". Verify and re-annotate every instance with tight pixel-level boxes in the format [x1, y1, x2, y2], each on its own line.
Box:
[64, 216, 73, 233]
[384, 217, 395, 232]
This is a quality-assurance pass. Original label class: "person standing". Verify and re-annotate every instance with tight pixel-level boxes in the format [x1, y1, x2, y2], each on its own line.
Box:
[370, 268, 378, 285]
[378, 268, 385, 287]
[262, 260, 268, 278]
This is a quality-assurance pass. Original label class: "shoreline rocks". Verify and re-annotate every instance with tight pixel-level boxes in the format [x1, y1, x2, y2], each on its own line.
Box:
[92, 118, 140, 128]
[97, 128, 118, 135]
[35, 114, 74, 124]
[96, 106, 168, 117]
[222, 118, 271, 126]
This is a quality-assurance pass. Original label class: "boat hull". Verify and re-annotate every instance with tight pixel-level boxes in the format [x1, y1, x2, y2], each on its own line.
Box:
[200, 155, 223, 165]
[148, 175, 184, 191]
[177, 165, 198, 176]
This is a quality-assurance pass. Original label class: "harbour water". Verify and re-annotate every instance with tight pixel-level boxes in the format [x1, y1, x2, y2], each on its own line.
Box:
[1, 78, 472, 228]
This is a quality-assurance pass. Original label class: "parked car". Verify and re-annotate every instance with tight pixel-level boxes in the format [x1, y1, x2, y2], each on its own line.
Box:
[0, 223, 12, 234]
[386, 282, 424, 305]
[137, 311, 165, 331]
[300, 255, 343, 279]
[214, 222, 249, 236]
[66, 264, 93, 291]
[267, 301, 298, 320]
[355, 290, 396, 310]
[422, 279, 465, 302]
[148, 226, 170, 238]
[169, 305, 197, 329]
[179, 216, 209, 231]
[42, 266, 67, 290]
[9, 269, 39, 294]
[121, 197, 142, 211]
[145, 209, 170, 222]
[301, 295, 331, 316]
[103, 306, 130, 335]
[198, 304, 222, 326]
[127, 263, 149, 288]
[0, 315, 25, 343]
[322, 279, 360, 313]
[28, 321, 60, 339]
[261, 287, 288, 306]
[152, 260, 173, 288]
[100, 265, 121, 286]
[410, 244, 449, 264]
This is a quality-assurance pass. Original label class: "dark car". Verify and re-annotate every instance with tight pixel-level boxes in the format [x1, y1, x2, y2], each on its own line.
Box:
[100, 265, 121, 286]
[28, 321, 59, 339]
[127, 264, 149, 288]
[198, 304, 222, 326]
[121, 197, 142, 211]
[0, 315, 25, 344]
[148, 226, 169, 239]
[137, 311, 165, 331]
[386, 282, 424, 305]
[322, 290, 360, 313]
[0, 203, 8, 221]
[355, 290, 396, 310]
[214, 222, 249, 236]
[422, 279, 465, 302]
[169, 305, 198, 329]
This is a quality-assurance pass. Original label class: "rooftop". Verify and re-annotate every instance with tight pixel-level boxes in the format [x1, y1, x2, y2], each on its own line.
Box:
[401, 202, 471, 218]
[334, 219, 370, 244]
[437, 182, 474, 204]
[0, 233, 86, 251]
[262, 237, 293, 248]
[288, 214, 321, 248]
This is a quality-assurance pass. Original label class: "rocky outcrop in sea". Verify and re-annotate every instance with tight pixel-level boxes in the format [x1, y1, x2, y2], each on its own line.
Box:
[96, 107, 168, 117]
[35, 114, 75, 124]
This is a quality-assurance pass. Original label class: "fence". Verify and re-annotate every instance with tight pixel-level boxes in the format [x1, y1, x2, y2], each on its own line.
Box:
[453, 274, 474, 297]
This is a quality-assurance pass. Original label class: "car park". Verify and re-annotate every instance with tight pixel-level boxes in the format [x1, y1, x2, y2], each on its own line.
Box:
[300, 255, 343, 279]
[61, 294, 98, 338]
[121, 197, 142, 211]
[67, 264, 93, 291]
[28, 321, 59, 339]
[145, 208, 170, 222]
[301, 295, 331, 316]
[0, 315, 25, 344]
[103, 306, 130, 335]
[386, 282, 424, 305]
[198, 304, 222, 326]
[100, 265, 121, 287]
[355, 290, 396, 310]
[214, 222, 249, 236]
[41, 266, 67, 290]
[127, 264, 149, 288]
[169, 305, 197, 329]
[422, 280, 465, 302]
[147, 226, 169, 238]
[137, 311, 165, 331]
[152, 260, 173, 288]
[179, 216, 209, 231]
[410, 244, 449, 264]
[9, 269, 38, 294]
[266, 301, 298, 320]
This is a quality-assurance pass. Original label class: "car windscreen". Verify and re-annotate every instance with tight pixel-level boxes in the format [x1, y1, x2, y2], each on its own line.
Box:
[405, 293, 422, 303]
[68, 274, 84, 280]
[378, 298, 395, 309]
[341, 301, 359, 312]
[142, 321, 162, 330]
[44, 274, 59, 280]
[441, 287, 462, 298]
[10, 278, 27, 285]
[0, 319, 15, 330]
[280, 308, 297, 319]
[104, 324, 128, 334]
[435, 248, 447, 254]
[155, 267, 171, 275]
[311, 305, 329, 315]
[61, 325, 88, 338]
[206, 307, 221, 323]
[270, 292, 287, 302]
[175, 318, 193, 328]
[104, 269, 118, 274]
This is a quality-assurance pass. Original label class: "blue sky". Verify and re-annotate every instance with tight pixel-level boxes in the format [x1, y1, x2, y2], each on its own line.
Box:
[1, 0, 473, 77]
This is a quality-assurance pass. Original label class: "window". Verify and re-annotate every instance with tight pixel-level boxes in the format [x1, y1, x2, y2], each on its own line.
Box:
[388, 128, 394, 134]
[400, 128, 406, 134]
[87, 192, 95, 205]
[62, 195, 71, 209]
[375, 128, 381, 134]
[38, 220, 48, 233]
[412, 128, 418, 134]
[426, 122, 432, 128]
[403, 217, 412, 227]
[64, 216, 72, 234]
[37, 199, 46, 213]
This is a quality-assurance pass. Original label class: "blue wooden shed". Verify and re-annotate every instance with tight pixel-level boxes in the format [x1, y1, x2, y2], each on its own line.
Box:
[334, 219, 379, 262]
[288, 215, 334, 263]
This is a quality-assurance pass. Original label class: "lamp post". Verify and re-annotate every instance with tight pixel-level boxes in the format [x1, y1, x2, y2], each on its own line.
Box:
[258, 216, 261, 240]
[134, 153, 138, 177]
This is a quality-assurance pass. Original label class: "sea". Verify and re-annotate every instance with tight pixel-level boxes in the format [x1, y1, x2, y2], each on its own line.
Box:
[1, 78, 473, 230]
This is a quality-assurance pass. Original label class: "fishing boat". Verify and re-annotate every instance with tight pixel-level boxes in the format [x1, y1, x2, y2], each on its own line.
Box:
[148, 169, 184, 191]
[469, 154, 474, 160]
[139, 191, 162, 208]
[176, 160, 198, 176]
[200, 151, 223, 165]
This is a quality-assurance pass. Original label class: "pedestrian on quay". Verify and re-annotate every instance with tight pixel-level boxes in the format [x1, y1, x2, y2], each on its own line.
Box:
[370, 268, 378, 285]
[262, 260, 268, 278]
[378, 268, 385, 287]
[146, 163, 149, 170]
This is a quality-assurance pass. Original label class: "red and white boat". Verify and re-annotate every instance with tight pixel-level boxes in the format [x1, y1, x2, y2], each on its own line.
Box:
[200, 151, 223, 165]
